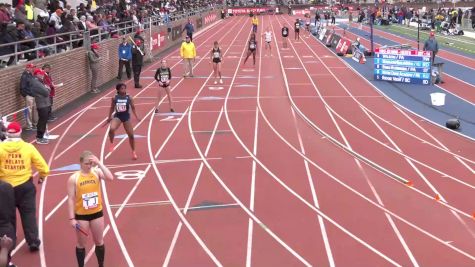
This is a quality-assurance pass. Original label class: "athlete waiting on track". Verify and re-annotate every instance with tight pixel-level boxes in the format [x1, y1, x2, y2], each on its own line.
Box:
[67, 151, 113, 267]
[262, 27, 273, 56]
[210, 41, 223, 84]
[154, 59, 175, 113]
[106, 83, 141, 160]
[243, 33, 258, 66]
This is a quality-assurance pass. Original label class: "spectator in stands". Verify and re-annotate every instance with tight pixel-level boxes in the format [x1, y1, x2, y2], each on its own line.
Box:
[0, 121, 49, 252]
[31, 68, 51, 144]
[14, 5, 30, 28]
[88, 43, 100, 93]
[0, 4, 12, 27]
[24, 0, 34, 23]
[0, 122, 5, 141]
[20, 63, 37, 131]
[180, 35, 196, 77]
[182, 18, 194, 41]
[132, 36, 144, 88]
[68, 8, 79, 23]
[49, 8, 63, 31]
[77, 15, 87, 31]
[0, 179, 16, 267]
[117, 37, 132, 80]
[41, 64, 57, 122]
[423, 31, 439, 64]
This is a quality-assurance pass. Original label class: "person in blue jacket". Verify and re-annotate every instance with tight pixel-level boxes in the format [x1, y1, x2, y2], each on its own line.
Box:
[117, 38, 132, 80]
[182, 18, 194, 42]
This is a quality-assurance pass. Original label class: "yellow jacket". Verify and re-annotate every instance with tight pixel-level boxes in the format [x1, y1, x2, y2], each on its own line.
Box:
[180, 41, 196, 59]
[252, 17, 259, 25]
[0, 139, 49, 187]
[25, 4, 34, 21]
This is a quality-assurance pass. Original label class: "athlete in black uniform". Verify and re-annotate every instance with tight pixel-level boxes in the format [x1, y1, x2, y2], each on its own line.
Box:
[154, 60, 175, 113]
[243, 33, 257, 66]
[210, 41, 223, 84]
[282, 25, 289, 48]
[107, 83, 141, 160]
[294, 19, 301, 40]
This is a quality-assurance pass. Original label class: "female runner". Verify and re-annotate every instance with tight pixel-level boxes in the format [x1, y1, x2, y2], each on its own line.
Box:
[107, 83, 141, 160]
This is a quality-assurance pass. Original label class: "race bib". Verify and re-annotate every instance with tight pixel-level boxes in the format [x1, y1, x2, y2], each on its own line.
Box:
[82, 192, 98, 210]
[283, 30, 287, 35]
[213, 51, 220, 58]
[296, 24, 300, 29]
[116, 102, 127, 112]
[160, 74, 169, 82]
[250, 43, 256, 49]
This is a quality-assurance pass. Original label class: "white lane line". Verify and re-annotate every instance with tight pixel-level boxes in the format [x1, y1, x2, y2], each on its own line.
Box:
[290, 107, 335, 267]
[246, 108, 259, 267]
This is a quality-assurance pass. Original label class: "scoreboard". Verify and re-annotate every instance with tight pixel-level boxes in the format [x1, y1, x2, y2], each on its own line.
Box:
[374, 48, 432, 85]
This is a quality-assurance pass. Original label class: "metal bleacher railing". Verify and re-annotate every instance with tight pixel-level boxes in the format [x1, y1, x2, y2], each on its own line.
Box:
[0, 6, 216, 67]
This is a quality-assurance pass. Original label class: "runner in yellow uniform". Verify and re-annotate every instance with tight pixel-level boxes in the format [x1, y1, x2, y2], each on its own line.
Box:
[67, 151, 113, 267]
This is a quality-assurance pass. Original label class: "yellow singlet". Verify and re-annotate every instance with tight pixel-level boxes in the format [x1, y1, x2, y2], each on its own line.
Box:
[74, 170, 103, 215]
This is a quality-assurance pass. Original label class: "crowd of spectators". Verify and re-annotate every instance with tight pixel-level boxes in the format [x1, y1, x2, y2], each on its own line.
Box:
[0, 0, 221, 67]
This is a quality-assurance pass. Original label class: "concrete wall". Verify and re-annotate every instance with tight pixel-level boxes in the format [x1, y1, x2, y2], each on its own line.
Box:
[0, 9, 221, 123]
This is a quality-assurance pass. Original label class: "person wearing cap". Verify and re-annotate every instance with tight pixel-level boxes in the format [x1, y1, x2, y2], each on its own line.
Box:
[41, 64, 57, 122]
[88, 43, 101, 94]
[423, 31, 439, 64]
[31, 68, 51, 145]
[131, 37, 145, 88]
[49, 8, 63, 31]
[0, 122, 49, 252]
[117, 38, 132, 80]
[180, 35, 196, 78]
[20, 63, 37, 131]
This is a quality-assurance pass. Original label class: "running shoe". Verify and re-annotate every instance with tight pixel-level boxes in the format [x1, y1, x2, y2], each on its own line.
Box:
[170, 108, 175, 112]
[36, 138, 49, 144]
[154, 108, 159, 114]
[214, 80, 217, 84]
[219, 79, 223, 84]
[132, 151, 138, 160]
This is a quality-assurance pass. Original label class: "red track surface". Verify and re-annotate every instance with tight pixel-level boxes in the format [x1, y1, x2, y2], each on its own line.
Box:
[12, 15, 475, 266]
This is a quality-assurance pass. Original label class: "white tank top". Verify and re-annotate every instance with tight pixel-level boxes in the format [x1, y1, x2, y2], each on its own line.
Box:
[265, 31, 272, 42]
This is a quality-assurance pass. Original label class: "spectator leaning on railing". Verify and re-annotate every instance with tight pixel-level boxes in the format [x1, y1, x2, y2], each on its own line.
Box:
[20, 63, 38, 131]
[31, 68, 51, 145]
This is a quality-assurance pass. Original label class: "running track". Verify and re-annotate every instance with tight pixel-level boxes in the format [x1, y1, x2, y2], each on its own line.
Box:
[12, 15, 475, 266]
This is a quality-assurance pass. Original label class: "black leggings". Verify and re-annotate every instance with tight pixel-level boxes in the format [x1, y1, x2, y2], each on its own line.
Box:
[36, 107, 49, 139]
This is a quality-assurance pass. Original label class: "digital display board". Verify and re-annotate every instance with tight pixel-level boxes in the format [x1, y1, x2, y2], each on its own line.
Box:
[374, 48, 432, 85]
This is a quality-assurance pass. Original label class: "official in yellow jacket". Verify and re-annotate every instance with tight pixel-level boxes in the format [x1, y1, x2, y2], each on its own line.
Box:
[251, 15, 259, 33]
[0, 122, 49, 252]
[180, 35, 196, 77]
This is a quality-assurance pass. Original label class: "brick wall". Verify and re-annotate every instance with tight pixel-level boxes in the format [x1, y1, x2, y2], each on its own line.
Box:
[0, 9, 221, 123]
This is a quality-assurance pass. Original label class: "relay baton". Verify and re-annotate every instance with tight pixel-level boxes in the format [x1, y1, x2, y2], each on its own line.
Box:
[75, 224, 89, 237]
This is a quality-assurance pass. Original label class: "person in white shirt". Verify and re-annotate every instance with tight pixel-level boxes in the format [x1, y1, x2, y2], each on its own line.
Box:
[49, 8, 63, 31]
[261, 27, 273, 56]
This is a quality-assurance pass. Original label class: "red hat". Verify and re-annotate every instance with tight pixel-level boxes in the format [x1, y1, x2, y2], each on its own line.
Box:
[26, 63, 35, 68]
[33, 68, 45, 76]
[135, 39, 142, 46]
[430, 31, 435, 37]
[6, 122, 22, 134]
[91, 43, 100, 49]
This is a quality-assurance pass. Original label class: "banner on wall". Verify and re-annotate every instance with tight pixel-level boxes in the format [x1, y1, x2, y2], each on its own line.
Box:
[204, 13, 217, 24]
[227, 7, 272, 15]
[292, 9, 310, 15]
[151, 31, 166, 51]
[330, 34, 341, 48]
